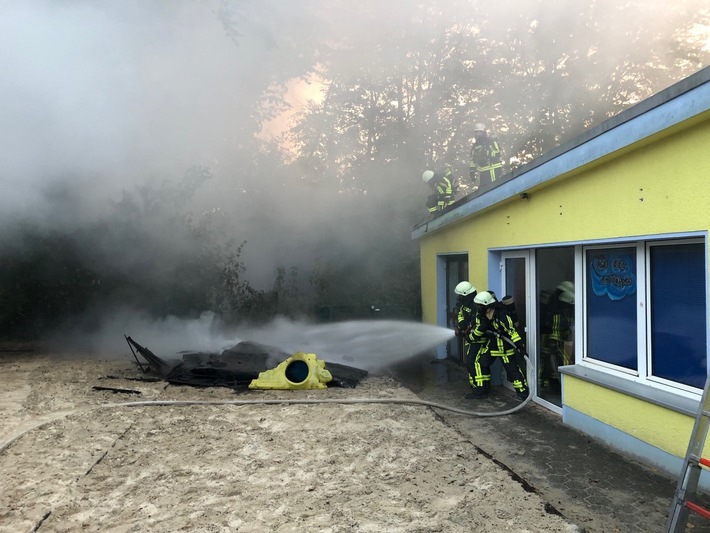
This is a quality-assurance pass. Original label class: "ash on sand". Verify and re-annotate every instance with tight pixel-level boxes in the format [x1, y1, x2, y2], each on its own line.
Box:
[0, 334, 581, 532]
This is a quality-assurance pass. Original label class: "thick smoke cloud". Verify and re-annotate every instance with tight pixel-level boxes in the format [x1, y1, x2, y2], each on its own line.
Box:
[0, 0, 707, 354]
[0, 1, 394, 288]
[2, 0, 706, 244]
[2, 2, 248, 221]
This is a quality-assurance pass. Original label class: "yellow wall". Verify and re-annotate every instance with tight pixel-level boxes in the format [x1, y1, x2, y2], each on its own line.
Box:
[564, 376, 708, 459]
[419, 113, 710, 325]
[418, 112, 710, 462]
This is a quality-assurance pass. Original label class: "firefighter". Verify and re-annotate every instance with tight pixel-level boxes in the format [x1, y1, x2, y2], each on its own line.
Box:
[422, 168, 455, 213]
[469, 123, 504, 186]
[454, 281, 478, 386]
[466, 291, 529, 400]
[541, 281, 574, 392]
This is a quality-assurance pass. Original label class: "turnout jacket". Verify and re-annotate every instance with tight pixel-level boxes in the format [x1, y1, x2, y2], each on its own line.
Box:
[456, 302, 475, 336]
[546, 296, 573, 342]
[469, 136, 503, 180]
[426, 169, 455, 212]
[468, 306, 523, 356]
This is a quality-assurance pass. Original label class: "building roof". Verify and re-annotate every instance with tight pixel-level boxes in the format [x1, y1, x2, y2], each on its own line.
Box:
[411, 66, 710, 240]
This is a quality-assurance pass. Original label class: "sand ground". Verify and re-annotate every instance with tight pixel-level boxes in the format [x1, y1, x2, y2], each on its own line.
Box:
[0, 347, 582, 533]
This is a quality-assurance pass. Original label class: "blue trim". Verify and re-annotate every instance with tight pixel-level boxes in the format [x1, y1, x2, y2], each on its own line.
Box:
[563, 405, 710, 493]
[435, 255, 448, 359]
[486, 251, 502, 298]
[412, 67, 710, 240]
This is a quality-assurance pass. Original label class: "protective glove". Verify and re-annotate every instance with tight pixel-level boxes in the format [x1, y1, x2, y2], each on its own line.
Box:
[515, 341, 526, 355]
[455, 324, 472, 337]
[485, 330, 501, 340]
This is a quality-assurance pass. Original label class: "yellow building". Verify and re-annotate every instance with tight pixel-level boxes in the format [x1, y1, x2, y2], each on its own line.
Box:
[412, 66, 710, 488]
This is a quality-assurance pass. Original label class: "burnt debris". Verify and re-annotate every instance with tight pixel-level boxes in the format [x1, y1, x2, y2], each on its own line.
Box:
[125, 335, 368, 390]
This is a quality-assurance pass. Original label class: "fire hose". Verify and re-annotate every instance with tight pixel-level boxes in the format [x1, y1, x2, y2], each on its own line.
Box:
[0, 339, 533, 456]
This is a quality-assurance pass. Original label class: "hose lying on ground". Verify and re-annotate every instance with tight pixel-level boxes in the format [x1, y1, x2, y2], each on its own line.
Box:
[0, 353, 533, 456]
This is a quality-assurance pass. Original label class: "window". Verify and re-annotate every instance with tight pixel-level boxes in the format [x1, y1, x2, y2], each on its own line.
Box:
[586, 247, 638, 370]
[649, 242, 706, 389]
[583, 239, 707, 391]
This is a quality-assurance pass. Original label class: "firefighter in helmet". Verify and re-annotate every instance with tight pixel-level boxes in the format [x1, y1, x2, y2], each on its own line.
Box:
[466, 290, 529, 400]
[454, 281, 478, 385]
[469, 123, 504, 186]
[541, 281, 575, 392]
[422, 168, 455, 213]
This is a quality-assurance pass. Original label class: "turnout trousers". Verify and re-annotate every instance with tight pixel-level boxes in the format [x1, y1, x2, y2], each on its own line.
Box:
[468, 345, 528, 398]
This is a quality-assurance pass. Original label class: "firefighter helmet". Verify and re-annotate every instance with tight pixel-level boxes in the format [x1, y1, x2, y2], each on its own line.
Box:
[557, 281, 574, 293]
[473, 123, 486, 132]
[454, 281, 477, 297]
[559, 291, 575, 304]
[474, 291, 497, 307]
[422, 170, 435, 183]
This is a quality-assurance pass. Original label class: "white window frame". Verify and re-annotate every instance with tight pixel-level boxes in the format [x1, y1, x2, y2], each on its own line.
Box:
[644, 238, 705, 395]
[579, 237, 707, 398]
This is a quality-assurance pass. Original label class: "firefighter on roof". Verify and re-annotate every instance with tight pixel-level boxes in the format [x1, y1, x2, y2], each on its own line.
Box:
[469, 123, 504, 186]
[422, 168, 455, 213]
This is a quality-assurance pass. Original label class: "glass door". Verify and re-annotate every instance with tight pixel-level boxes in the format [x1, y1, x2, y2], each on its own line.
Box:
[501, 253, 530, 392]
[535, 246, 575, 408]
[445, 255, 468, 364]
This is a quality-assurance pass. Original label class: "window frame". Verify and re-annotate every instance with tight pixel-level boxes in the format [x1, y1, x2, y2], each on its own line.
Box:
[644, 238, 706, 394]
[580, 236, 707, 398]
[582, 243, 641, 375]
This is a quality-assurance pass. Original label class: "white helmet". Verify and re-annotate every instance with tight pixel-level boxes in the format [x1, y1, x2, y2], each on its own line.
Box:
[474, 291, 497, 307]
[556, 281, 574, 293]
[473, 123, 486, 132]
[454, 281, 477, 297]
[559, 291, 575, 305]
[422, 170, 435, 183]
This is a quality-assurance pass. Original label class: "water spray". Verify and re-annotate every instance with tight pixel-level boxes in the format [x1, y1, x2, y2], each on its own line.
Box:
[0, 324, 534, 455]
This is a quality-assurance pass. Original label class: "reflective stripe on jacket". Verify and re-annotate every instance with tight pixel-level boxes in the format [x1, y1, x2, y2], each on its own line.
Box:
[427, 170, 455, 212]
[469, 138, 503, 174]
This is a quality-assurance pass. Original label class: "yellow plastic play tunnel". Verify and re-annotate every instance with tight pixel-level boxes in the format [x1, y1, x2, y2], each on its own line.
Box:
[248, 352, 333, 390]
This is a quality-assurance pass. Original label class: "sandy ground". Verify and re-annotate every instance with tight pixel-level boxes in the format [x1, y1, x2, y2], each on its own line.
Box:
[0, 347, 581, 533]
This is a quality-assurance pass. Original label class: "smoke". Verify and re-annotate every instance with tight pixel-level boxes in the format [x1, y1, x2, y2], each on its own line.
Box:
[1, 0, 707, 350]
[54, 311, 454, 374]
[47, 309, 239, 359]
[1, 1, 707, 220]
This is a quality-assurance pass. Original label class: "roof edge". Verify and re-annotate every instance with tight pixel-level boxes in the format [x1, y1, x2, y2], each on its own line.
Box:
[412, 66, 710, 240]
